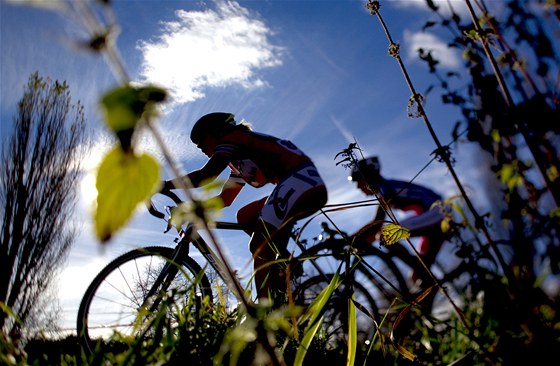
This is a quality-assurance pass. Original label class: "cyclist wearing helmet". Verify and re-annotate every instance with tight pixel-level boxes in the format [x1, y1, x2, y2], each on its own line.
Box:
[161, 112, 328, 304]
[350, 156, 450, 282]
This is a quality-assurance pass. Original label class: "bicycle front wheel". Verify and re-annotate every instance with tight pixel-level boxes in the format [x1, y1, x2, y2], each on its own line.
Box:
[77, 246, 212, 354]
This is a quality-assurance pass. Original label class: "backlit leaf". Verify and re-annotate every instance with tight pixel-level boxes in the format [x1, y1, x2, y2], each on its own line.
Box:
[347, 294, 357, 366]
[166, 179, 226, 231]
[547, 165, 559, 182]
[100, 84, 167, 132]
[496, 163, 523, 191]
[441, 216, 452, 233]
[491, 129, 501, 143]
[95, 146, 160, 242]
[380, 223, 410, 246]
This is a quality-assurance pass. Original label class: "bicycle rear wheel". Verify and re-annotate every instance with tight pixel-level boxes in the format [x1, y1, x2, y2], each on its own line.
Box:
[77, 246, 212, 354]
[294, 273, 378, 348]
[302, 240, 410, 313]
[352, 246, 410, 312]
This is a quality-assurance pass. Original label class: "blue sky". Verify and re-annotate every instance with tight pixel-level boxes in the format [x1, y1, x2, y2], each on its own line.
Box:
[1, 0, 508, 331]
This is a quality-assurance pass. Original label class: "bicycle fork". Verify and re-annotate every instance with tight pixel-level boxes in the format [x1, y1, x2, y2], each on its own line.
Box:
[140, 234, 193, 313]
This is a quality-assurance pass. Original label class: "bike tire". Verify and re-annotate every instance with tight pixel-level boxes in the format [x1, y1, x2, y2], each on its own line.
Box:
[77, 246, 212, 354]
[352, 246, 411, 312]
[293, 273, 379, 348]
[302, 240, 410, 305]
[294, 238, 412, 342]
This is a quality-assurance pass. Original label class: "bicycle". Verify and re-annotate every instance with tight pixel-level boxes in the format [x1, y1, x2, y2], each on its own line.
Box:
[76, 191, 387, 354]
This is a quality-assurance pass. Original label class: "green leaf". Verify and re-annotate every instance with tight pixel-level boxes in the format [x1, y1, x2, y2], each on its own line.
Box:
[100, 86, 140, 132]
[380, 223, 410, 246]
[95, 146, 161, 242]
[100, 84, 167, 133]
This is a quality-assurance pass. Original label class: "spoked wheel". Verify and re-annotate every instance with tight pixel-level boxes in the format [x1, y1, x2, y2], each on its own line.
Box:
[293, 273, 378, 348]
[351, 247, 411, 319]
[77, 246, 212, 354]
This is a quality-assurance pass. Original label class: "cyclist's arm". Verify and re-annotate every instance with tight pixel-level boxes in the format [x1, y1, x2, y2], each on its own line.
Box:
[219, 176, 245, 207]
[353, 206, 386, 243]
[164, 155, 231, 189]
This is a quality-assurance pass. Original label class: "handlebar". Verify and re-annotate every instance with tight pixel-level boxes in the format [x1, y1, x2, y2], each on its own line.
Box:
[146, 188, 183, 219]
[148, 189, 246, 232]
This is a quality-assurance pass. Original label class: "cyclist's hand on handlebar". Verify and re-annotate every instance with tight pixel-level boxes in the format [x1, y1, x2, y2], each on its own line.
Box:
[157, 182, 183, 205]
[146, 182, 184, 220]
[160, 180, 175, 192]
[147, 201, 166, 219]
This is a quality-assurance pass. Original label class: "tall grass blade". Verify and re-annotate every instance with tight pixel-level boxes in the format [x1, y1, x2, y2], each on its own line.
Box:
[390, 285, 436, 362]
[347, 294, 357, 366]
[295, 269, 343, 366]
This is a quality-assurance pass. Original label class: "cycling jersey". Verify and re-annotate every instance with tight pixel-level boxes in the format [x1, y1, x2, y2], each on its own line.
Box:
[355, 172, 449, 280]
[212, 129, 326, 229]
[166, 114, 328, 304]
[213, 130, 312, 187]
[376, 179, 442, 212]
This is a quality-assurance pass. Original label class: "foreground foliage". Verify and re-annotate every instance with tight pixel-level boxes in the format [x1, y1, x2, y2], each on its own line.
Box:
[1, 0, 559, 365]
[2, 275, 558, 366]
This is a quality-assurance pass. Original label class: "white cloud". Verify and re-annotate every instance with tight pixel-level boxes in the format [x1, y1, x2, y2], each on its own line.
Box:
[137, 1, 283, 106]
[404, 30, 461, 69]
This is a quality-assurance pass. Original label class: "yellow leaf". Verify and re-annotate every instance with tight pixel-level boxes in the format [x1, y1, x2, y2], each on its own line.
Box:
[496, 163, 524, 191]
[491, 129, 501, 143]
[441, 217, 451, 233]
[547, 166, 559, 182]
[95, 146, 160, 242]
[381, 223, 410, 246]
[550, 207, 560, 219]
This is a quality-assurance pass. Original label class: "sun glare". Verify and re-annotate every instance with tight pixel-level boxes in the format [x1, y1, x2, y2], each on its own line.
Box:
[79, 140, 110, 209]
[80, 170, 98, 208]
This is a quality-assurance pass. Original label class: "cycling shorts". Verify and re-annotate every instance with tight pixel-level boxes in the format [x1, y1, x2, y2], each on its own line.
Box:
[399, 203, 451, 234]
[260, 163, 325, 229]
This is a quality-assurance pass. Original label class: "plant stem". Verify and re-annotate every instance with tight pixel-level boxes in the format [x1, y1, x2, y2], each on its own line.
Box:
[365, 0, 517, 317]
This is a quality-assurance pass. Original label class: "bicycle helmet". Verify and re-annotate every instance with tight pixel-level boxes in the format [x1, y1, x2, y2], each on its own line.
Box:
[190, 112, 236, 144]
[350, 156, 381, 182]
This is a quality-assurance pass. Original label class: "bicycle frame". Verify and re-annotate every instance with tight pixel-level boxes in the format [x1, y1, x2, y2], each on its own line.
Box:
[184, 221, 246, 302]
[166, 219, 329, 305]
[137, 221, 239, 312]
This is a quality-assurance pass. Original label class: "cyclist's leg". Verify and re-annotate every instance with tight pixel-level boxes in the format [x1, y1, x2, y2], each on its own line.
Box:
[276, 176, 328, 296]
[248, 218, 295, 303]
[236, 196, 268, 235]
[400, 205, 445, 236]
[249, 164, 327, 304]
[399, 206, 448, 282]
